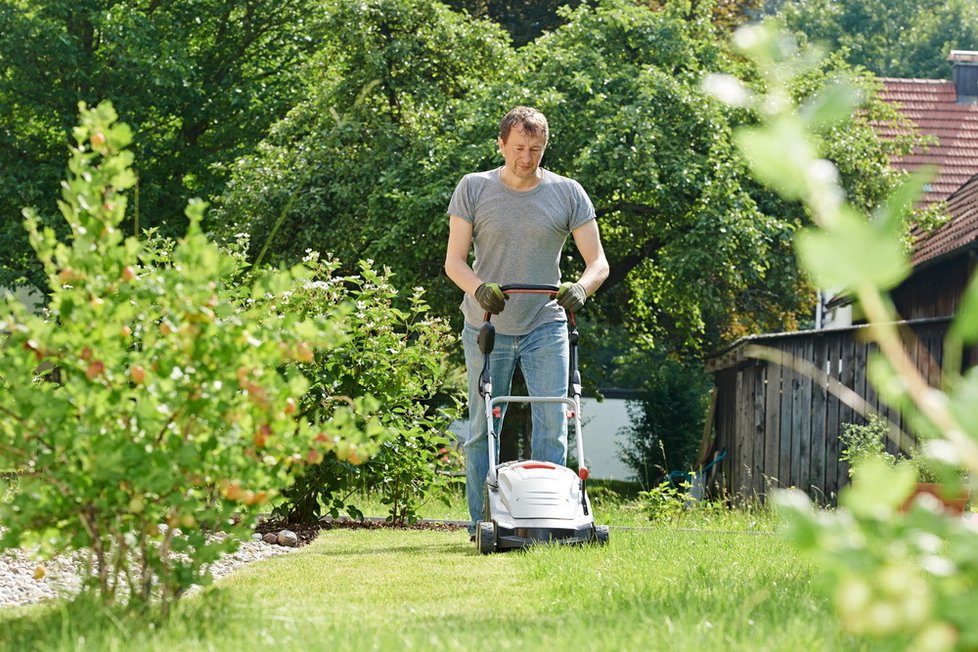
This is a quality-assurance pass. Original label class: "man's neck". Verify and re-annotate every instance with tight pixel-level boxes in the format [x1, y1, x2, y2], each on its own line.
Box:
[500, 166, 543, 191]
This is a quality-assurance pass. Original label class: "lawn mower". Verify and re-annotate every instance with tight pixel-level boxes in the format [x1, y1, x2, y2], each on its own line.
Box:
[475, 283, 610, 554]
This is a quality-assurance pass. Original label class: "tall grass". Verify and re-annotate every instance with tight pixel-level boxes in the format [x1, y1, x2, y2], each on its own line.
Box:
[341, 479, 765, 532]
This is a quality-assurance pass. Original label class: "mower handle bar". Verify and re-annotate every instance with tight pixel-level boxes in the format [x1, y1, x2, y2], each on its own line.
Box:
[489, 395, 576, 409]
[499, 283, 560, 294]
[481, 284, 576, 324]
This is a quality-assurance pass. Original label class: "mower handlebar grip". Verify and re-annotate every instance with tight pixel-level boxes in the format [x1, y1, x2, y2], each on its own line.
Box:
[499, 283, 560, 295]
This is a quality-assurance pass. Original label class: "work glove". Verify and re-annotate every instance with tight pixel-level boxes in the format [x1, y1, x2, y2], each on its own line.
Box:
[556, 281, 587, 312]
[475, 282, 507, 314]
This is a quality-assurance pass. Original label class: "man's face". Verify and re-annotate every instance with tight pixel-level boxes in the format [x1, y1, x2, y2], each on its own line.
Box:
[498, 127, 547, 179]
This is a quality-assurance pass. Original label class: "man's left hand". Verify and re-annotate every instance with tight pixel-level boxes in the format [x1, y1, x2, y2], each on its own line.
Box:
[556, 282, 587, 312]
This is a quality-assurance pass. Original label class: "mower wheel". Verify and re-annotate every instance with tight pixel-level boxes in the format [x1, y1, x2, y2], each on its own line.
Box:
[477, 521, 497, 554]
[593, 524, 610, 545]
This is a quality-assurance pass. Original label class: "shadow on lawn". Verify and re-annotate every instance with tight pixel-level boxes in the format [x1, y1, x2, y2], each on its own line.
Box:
[0, 589, 240, 649]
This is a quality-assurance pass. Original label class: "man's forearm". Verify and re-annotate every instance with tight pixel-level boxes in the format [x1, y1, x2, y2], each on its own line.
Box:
[576, 258, 610, 297]
[444, 257, 484, 297]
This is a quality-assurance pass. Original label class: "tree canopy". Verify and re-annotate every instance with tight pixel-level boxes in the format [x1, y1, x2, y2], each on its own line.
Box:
[0, 0, 319, 287]
[442, 0, 585, 47]
[0, 0, 921, 387]
[769, 0, 978, 79]
[216, 0, 910, 383]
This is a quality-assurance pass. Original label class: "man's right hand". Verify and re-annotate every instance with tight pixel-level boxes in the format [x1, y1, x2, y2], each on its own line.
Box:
[475, 282, 507, 314]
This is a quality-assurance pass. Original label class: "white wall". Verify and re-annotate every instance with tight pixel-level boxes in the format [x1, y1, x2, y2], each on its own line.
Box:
[823, 302, 853, 329]
[1, 285, 44, 314]
[578, 397, 634, 481]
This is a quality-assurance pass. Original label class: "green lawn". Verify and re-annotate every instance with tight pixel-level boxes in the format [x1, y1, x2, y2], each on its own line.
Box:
[0, 518, 874, 651]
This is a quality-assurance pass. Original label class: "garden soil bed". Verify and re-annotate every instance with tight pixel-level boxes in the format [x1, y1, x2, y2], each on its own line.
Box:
[254, 516, 467, 547]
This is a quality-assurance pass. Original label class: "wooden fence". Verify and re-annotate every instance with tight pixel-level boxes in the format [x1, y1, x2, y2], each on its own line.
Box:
[704, 317, 956, 504]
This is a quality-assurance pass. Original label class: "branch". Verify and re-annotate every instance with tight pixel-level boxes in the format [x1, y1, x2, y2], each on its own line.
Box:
[603, 238, 662, 292]
[858, 287, 978, 469]
[155, 407, 183, 444]
[744, 343, 912, 454]
[0, 403, 26, 424]
[593, 202, 695, 293]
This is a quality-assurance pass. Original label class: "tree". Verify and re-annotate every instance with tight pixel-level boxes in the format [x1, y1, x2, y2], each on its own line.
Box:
[770, 0, 978, 79]
[452, 1, 910, 360]
[213, 0, 513, 302]
[0, 0, 319, 288]
[642, 0, 762, 30]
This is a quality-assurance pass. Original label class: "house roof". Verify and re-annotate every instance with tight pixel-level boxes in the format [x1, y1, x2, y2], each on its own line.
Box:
[876, 77, 978, 266]
[876, 78, 978, 207]
[911, 172, 978, 265]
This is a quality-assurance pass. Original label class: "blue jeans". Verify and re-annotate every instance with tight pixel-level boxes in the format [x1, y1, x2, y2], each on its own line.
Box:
[461, 320, 569, 533]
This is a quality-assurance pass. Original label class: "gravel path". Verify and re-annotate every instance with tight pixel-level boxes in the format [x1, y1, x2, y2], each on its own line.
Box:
[0, 535, 296, 609]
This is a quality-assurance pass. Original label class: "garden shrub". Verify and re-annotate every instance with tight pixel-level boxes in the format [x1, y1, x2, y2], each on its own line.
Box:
[268, 259, 463, 524]
[619, 357, 712, 487]
[0, 102, 381, 613]
[638, 481, 690, 523]
[838, 414, 896, 474]
[638, 478, 766, 529]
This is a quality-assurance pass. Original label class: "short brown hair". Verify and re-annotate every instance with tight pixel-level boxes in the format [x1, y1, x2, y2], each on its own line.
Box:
[499, 106, 549, 144]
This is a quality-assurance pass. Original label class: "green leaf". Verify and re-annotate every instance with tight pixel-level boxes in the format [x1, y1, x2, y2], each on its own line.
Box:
[110, 169, 137, 191]
[734, 117, 816, 201]
[949, 366, 978, 438]
[949, 271, 978, 345]
[795, 206, 909, 290]
[108, 122, 133, 150]
[840, 457, 916, 518]
[799, 80, 863, 130]
[866, 352, 912, 416]
[872, 167, 934, 237]
[772, 488, 820, 549]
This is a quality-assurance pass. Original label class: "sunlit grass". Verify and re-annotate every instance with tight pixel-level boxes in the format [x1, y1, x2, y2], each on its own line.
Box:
[1, 482, 871, 651]
[1, 525, 866, 651]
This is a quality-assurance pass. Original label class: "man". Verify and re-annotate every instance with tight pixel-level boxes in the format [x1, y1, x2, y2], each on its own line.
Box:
[444, 106, 609, 537]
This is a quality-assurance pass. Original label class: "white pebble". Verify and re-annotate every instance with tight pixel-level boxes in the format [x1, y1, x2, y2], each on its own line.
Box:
[0, 528, 297, 608]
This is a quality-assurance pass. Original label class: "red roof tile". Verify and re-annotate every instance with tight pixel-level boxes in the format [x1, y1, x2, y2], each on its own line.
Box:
[877, 78, 978, 204]
[876, 78, 978, 265]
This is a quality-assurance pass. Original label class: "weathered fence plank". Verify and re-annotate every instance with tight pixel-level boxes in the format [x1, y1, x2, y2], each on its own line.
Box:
[824, 333, 843, 499]
[734, 369, 748, 496]
[778, 354, 795, 491]
[752, 363, 766, 497]
[809, 334, 828, 503]
[764, 361, 782, 488]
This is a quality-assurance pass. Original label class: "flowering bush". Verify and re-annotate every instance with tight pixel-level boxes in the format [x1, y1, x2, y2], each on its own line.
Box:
[267, 258, 463, 524]
[0, 102, 379, 613]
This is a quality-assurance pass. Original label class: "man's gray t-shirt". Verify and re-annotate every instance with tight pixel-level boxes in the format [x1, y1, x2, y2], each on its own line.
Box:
[447, 167, 596, 335]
